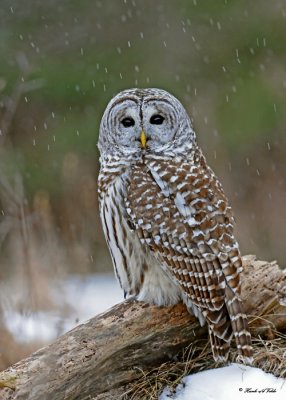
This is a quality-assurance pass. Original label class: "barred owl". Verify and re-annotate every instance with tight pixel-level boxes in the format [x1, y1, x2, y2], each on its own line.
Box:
[97, 88, 253, 362]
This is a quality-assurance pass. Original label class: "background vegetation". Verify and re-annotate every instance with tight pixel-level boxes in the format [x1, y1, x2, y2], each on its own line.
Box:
[0, 0, 285, 369]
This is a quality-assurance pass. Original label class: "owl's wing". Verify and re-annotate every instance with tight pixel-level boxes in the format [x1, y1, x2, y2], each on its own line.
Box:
[126, 152, 252, 361]
[126, 153, 241, 309]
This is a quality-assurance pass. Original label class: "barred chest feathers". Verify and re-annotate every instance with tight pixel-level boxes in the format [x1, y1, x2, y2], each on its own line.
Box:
[98, 161, 182, 306]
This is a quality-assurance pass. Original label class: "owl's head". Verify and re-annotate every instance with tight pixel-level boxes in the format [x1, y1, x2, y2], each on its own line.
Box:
[98, 88, 196, 158]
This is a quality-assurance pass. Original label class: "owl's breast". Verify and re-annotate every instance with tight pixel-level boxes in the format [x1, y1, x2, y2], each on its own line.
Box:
[99, 163, 181, 305]
[98, 166, 146, 294]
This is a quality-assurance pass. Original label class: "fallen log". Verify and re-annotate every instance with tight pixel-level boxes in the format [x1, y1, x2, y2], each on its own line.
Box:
[0, 255, 285, 400]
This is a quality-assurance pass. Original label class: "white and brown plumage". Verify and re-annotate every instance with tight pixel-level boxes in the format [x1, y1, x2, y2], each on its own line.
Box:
[97, 88, 253, 362]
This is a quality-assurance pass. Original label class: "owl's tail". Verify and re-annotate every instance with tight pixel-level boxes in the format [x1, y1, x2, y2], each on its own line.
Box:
[225, 285, 253, 363]
[205, 306, 233, 362]
[205, 290, 253, 363]
[208, 328, 230, 362]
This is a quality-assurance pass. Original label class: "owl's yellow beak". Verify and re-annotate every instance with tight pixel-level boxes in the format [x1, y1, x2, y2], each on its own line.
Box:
[140, 130, 147, 149]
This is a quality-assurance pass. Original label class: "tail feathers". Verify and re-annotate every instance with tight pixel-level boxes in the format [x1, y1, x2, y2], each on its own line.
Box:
[204, 307, 233, 342]
[205, 297, 253, 364]
[205, 306, 232, 362]
[185, 288, 253, 363]
[209, 328, 230, 362]
[225, 286, 253, 363]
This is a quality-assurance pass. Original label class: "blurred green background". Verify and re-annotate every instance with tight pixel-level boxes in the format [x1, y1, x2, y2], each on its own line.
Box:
[0, 0, 285, 369]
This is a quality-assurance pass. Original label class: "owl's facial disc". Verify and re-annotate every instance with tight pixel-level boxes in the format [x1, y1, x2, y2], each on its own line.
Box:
[99, 88, 195, 157]
[106, 95, 181, 153]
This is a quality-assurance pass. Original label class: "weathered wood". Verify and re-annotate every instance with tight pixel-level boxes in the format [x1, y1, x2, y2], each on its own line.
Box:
[0, 255, 285, 400]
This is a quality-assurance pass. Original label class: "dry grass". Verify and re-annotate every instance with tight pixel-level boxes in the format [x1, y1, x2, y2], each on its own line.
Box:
[122, 328, 286, 400]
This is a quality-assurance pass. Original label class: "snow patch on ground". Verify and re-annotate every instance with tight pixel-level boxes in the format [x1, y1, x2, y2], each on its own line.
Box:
[160, 363, 286, 400]
[3, 273, 122, 343]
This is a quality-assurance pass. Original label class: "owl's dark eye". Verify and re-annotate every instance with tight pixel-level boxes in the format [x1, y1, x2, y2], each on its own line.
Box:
[121, 117, 135, 127]
[150, 114, 165, 125]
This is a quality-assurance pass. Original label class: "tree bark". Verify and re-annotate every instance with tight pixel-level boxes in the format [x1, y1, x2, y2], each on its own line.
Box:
[0, 255, 285, 400]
